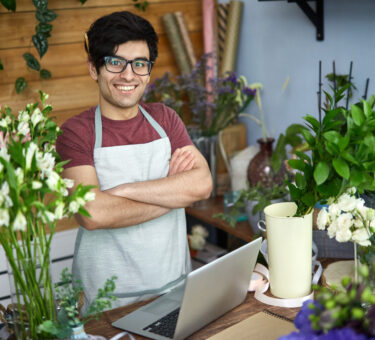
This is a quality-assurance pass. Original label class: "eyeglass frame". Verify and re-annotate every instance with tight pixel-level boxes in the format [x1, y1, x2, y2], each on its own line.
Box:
[103, 56, 154, 76]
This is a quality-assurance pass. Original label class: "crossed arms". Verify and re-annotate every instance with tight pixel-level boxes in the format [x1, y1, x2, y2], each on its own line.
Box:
[63, 145, 213, 230]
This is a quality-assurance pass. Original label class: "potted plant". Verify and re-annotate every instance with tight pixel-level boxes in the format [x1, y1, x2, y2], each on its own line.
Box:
[0, 92, 94, 339]
[38, 268, 117, 339]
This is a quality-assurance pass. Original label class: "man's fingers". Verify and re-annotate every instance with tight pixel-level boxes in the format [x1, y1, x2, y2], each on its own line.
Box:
[168, 149, 195, 176]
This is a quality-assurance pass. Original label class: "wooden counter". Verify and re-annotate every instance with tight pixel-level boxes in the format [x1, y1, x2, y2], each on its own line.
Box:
[85, 291, 300, 340]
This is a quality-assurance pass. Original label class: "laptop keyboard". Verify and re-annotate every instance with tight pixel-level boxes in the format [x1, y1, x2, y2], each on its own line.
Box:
[143, 307, 180, 339]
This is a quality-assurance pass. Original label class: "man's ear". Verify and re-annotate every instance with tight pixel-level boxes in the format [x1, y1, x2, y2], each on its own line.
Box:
[88, 62, 98, 81]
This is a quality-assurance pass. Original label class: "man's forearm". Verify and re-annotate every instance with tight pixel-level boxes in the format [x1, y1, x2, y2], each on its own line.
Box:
[105, 166, 212, 209]
[77, 190, 171, 230]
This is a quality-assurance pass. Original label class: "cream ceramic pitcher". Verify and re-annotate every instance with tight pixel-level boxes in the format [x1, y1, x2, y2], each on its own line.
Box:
[262, 202, 313, 298]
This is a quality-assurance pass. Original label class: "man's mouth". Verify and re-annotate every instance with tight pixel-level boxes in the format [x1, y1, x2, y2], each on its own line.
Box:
[115, 85, 136, 92]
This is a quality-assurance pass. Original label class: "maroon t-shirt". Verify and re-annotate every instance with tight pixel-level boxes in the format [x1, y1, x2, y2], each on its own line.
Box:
[56, 102, 193, 169]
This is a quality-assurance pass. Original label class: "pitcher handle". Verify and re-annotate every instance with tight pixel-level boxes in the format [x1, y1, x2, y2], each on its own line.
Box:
[258, 220, 266, 233]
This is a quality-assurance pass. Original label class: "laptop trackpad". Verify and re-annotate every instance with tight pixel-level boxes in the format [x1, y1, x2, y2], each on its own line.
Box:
[143, 298, 180, 315]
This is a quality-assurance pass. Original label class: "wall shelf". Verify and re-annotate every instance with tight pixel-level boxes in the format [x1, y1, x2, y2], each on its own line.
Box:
[259, 0, 324, 41]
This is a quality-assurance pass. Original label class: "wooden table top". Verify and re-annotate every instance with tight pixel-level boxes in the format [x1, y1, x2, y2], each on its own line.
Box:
[84, 291, 300, 340]
[185, 196, 255, 243]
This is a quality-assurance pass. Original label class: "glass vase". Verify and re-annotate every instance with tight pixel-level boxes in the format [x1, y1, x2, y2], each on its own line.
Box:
[247, 137, 285, 188]
[356, 239, 375, 291]
[6, 241, 56, 339]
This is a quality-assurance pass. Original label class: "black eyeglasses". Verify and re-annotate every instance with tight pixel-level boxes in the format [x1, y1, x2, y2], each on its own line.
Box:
[103, 56, 153, 76]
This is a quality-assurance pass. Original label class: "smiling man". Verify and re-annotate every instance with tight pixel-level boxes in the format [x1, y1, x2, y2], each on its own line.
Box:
[56, 11, 212, 313]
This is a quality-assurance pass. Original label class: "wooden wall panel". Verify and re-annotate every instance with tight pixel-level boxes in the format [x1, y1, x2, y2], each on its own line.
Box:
[0, 0, 195, 13]
[0, 2, 202, 49]
[0, 0, 203, 232]
[0, 32, 203, 86]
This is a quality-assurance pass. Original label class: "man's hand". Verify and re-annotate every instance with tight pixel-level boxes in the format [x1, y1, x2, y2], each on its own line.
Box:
[168, 148, 195, 176]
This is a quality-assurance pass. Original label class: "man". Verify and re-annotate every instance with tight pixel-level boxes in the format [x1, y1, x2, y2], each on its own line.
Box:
[56, 11, 212, 313]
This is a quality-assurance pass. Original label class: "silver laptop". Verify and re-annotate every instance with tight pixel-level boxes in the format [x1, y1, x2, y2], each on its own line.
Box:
[112, 237, 261, 340]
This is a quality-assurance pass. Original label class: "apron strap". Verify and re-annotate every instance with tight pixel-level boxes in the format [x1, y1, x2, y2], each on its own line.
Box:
[94, 104, 167, 149]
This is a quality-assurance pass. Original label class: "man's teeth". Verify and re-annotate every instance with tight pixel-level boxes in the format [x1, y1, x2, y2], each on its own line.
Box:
[117, 85, 135, 91]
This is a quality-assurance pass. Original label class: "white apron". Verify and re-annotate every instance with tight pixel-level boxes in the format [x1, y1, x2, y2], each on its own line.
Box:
[72, 105, 191, 314]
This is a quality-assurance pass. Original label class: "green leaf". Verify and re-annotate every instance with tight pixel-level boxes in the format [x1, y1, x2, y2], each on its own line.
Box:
[341, 151, 359, 166]
[363, 99, 372, 117]
[0, 0, 16, 11]
[351, 104, 365, 126]
[295, 172, 306, 189]
[15, 77, 27, 94]
[36, 23, 53, 38]
[286, 182, 301, 200]
[350, 168, 363, 186]
[363, 161, 375, 171]
[32, 33, 48, 58]
[288, 159, 306, 172]
[40, 69, 51, 79]
[314, 161, 330, 185]
[32, 0, 47, 9]
[301, 192, 315, 208]
[0, 58, 3, 70]
[294, 151, 311, 164]
[323, 130, 342, 145]
[301, 129, 315, 146]
[23, 52, 40, 71]
[35, 8, 58, 23]
[332, 158, 350, 179]
[322, 108, 342, 125]
[317, 178, 341, 198]
[304, 115, 320, 132]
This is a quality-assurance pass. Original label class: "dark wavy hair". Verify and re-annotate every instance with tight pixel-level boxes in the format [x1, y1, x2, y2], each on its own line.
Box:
[85, 11, 158, 73]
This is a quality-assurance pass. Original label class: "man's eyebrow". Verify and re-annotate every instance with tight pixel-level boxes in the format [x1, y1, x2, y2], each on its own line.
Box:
[113, 55, 150, 60]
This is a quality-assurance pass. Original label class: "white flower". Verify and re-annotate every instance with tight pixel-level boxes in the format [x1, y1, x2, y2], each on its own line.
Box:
[347, 187, 357, 195]
[0, 208, 9, 227]
[84, 191, 96, 202]
[13, 211, 27, 231]
[328, 203, 340, 217]
[31, 108, 44, 126]
[46, 171, 60, 191]
[189, 234, 205, 250]
[37, 210, 56, 224]
[191, 224, 209, 238]
[15, 167, 24, 184]
[2, 182, 9, 196]
[317, 208, 329, 230]
[63, 178, 74, 189]
[352, 227, 371, 246]
[18, 110, 30, 122]
[68, 201, 80, 214]
[25, 142, 38, 170]
[327, 219, 338, 238]
[0, 116, 11, 128]
[54, 203, 65, 219]
[335, 226, 352, 243]
[337, 193, 359, 212]
[36, 152, 55, 177]
[17, 121, 30, 136]
[32, 181, 43, 190]
[76, 197, 85, 206]
[336, 212, 353, 230]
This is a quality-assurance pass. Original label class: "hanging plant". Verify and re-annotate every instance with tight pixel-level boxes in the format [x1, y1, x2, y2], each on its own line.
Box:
[1, 0, 149, 94]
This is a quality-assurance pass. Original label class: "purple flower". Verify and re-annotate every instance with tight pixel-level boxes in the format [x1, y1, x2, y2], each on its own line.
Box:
[224, 72, 237, 84]
[243, 86, 256, 97]
[294, 300, 320, 334]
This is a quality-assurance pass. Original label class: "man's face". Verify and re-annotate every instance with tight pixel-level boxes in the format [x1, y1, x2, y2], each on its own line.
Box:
[89, 40, 151, 118]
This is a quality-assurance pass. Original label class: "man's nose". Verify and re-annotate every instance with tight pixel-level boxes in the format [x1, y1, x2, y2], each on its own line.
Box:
[119, 63, 135, 79]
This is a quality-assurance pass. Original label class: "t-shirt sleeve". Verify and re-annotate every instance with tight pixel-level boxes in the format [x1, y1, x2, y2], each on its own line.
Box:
[161, 105, 193, 153]
[56, 114, 95, 169]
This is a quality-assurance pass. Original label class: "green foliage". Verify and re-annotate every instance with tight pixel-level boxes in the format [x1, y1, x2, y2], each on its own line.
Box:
[215, 181, 289, 227]
[0, 58, 3, 70]
[287, 84, 375, 216]
[309, 265, 375, 337]
[15, 76, 27, 93]
[133, 0, 149, 11]
[40, 69, 52, 79]
[23, 52, 41, 71]
[38, 268, 117, 338]
[0, 0, 16, 11]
